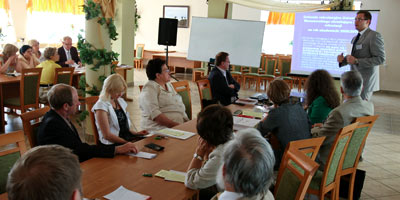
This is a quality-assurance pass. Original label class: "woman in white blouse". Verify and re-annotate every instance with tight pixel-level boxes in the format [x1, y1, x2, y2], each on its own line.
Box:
[139, 58, 189, 131]
[92, 74, 148, 145]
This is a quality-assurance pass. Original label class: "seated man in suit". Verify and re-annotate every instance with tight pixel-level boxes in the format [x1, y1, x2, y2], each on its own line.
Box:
[312, 70, 374, 167]
[214, 128, 275, 200]
[7, 145, 82, 200]
[37, 84, 138, 162]
[208, 52, 240, 106]
[57, 36, 81, 68]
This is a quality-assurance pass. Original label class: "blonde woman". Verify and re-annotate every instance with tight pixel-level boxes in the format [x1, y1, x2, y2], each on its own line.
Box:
[18, 45, 40, 69]
[0, 44, 21, 74]
[28, 39, 44, 62]
[92, 74, 148, 145]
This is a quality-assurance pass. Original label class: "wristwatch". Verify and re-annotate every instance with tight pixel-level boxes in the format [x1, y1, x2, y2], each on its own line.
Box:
[193, 153, 204, 161]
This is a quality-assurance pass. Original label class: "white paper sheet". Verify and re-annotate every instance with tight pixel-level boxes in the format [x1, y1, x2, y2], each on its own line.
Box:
[156, 128, 196, 140]
[128, 151, 157, 159]
[104, 186, 150, 200]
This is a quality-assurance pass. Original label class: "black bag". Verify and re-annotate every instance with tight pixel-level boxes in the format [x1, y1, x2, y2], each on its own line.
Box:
[339, 169, 366, 200]
[201, 99, 218, 110]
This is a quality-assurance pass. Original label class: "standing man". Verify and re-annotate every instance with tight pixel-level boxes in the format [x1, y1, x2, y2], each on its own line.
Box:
[57, 36, 82, 68]
[337, 10, 385, 101]
[208, 52, 240, 106]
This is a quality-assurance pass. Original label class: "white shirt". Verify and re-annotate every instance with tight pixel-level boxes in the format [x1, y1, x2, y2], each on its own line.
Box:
[218, 191, 243, 200]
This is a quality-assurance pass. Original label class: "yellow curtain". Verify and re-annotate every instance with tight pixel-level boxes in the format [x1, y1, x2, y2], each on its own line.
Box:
[27, 0, 84, 15]
[267, 12, 295, 25]
[0, 0, 10, 12]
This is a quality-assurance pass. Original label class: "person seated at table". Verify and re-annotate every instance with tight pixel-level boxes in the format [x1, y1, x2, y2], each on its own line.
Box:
[185, 104, 233, 199]
[312, 70, 373, 167]
[36, 47, 62, 104]
[213, 128, 275, 200]
[7, 145, 83, 200]
[92, 74, 148, 145]
[28, 39, 44, 62]
[139, 58, 189, 131]
[57, 36, 81, 68]
[304, 69, 340, 125]
[256, 79, 311, 168]
[37, 83, 138, 162]
[208, 52, 240, 106]
[0, 44, 21, 73]
[18, 45, 40, 69]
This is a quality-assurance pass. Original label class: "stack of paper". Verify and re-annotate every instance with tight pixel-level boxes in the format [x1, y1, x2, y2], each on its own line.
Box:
[128, 151, 157, 159]
[235, 98, 258, 105]
[156, 128, 195, 140]
[233, 116, 261, 131]
[155, 169, 186, 183]
[104, 186, 150, 200]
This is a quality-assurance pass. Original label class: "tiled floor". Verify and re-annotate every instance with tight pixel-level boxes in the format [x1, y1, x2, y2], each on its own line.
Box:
[3, 69, 400, 200]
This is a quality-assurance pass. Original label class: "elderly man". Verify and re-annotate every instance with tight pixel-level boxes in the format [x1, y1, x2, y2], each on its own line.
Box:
[214, 128, 275, 200]
[57, 36, 81, 68]
[38, 84, 138, 162]
[337, 10, 385, 101]
[312, 70, 374, 167]
[208, 52, 240, 106]
[7, 145, 82, 200]
[139, 58, 188, 131]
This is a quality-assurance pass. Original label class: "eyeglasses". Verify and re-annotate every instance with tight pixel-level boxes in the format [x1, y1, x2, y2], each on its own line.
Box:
[163, 69, 170, 73]
[354, 18, 367, 21]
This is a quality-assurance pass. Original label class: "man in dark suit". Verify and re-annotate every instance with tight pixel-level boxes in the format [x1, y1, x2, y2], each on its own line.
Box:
[208, 52, 240, 106]
[37, 84, 138, 162]
[57, 36, 82, 68]
[338, 10, 385, 101]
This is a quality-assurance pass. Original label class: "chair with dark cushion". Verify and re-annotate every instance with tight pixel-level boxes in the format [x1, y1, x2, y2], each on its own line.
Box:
[20, 106, 50, 148]
[4, 68, 42, 114]
[0, 130, 27, 193]
[307, 122, 358, 200]
[54, 67, 74, 85]
[85, 96, 101, 145]
[196, 79, 213, 110]
[337, 115, 379, 200]
[275, 148, 319, 200]
[171, 81, 192, 120]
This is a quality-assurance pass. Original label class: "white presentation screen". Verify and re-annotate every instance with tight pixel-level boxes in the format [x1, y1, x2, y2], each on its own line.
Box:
[187, 17, 265, 67]
[291, 11, 379, 78]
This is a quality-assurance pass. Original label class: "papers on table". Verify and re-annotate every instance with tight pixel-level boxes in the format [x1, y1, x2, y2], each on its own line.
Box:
[235, 98, 258, 105]
[155, 128, 195, 140]
[233, 116, 261, 131]
[128, 151, 157, 159]
[155, 169, 186, 183]
[104, 186, 150, 200]
[242, 110, 263, 119]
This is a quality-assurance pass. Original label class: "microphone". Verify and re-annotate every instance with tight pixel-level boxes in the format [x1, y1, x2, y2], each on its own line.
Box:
[169, 74, 179, 81]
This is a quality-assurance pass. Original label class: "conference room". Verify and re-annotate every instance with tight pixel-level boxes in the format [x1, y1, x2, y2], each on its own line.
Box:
[1, 0, 400, 200]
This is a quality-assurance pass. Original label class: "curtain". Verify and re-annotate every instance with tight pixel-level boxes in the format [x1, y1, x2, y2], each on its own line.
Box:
[27, 0, 84, 15]
[0, 0, 9, 12]
[226, 0, 337, 13]
[267, 12, 295, 25]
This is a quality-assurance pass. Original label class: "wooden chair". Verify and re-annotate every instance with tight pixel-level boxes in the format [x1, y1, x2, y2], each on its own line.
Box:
[115, 67, 133, 101]
[20, 106, 50, 148]
[192, 61, 208, 82]
[134, 44, 145, 69]
[230, 65, 243, 85]
[4, 68, 42, 114]
[171, 81, 192, 120]
[276, 55, 293, 89]
[274, 148, 319, 200]
[196, 79, 213, 110]
[337, 115, 379, 200]
[0, 131, 27, 193]
[54, 67, 74, 85]
[306, 122, 358, 200]
[85, 96, 100, 145]
[258, 54, 277, 91]
[287, 137, 326, 161]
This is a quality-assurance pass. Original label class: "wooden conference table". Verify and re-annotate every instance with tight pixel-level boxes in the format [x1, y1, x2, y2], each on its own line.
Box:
[0, 68, 85, 133]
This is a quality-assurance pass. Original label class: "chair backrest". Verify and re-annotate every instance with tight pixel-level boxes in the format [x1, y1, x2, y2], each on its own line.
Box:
[278, 55, 292, 76]
[196, 79, 213, 109]
[135, 44, 145, 58]
[54, 67, 74, 85]
[320, 122, 358, 189]
[21, 68, 42, 107]
[0, 131, 27, 193]
[230, 65, 242, 72]
[171, 81, 192, 120]
[85, 96, 100, 145]
[20, 106, 51, 147]
[342, 115, 379, 170]
[265, 55, 278, 76]
[275, 148, 319, 200]
[287, 137, 326, 161]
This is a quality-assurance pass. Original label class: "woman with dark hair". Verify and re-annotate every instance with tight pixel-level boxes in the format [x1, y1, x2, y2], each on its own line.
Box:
[304, 69, 340, 124]
[18, 45, 40, 69]
[185, 104, 233, 198]
[257, 79, 311, 168]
